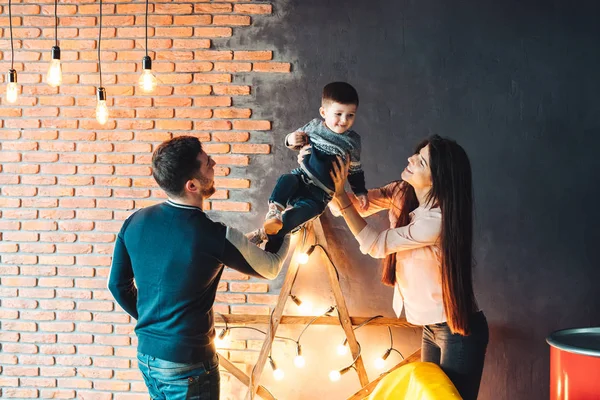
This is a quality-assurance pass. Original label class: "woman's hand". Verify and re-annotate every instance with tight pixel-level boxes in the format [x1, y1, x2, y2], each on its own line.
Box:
[329, 156, 367, 236]
[330, 156, 350, 199]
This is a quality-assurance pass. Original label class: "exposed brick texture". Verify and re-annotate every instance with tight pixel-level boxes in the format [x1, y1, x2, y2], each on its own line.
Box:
[0, 2, 290, 399]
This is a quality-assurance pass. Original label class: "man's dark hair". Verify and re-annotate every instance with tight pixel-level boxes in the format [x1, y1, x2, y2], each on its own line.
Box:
[152, 136, 203, 197]
[322, 82, 359, 107]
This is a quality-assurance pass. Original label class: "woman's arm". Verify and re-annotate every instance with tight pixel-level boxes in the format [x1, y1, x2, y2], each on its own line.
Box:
[330, 157, 368, 237]
[329, 183, 398, 218]
[355, 213, 441, 258]
[330, 157, 440, 258]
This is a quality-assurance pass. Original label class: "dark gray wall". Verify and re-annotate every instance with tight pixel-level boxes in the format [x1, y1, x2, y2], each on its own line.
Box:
[213, 1, 600, 399]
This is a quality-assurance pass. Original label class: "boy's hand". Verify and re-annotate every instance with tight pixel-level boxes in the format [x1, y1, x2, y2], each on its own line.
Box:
[357, 194, 369, 211]
[289, 131, 308, 147]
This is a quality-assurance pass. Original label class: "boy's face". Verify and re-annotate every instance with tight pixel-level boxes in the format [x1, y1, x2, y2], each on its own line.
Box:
[319, 101, 357, 134]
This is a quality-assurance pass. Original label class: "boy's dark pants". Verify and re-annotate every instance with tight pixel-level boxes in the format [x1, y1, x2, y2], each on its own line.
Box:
[265, 172, 331, 253]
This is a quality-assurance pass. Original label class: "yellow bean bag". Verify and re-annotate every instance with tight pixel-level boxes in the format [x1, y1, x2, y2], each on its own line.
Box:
[368, 362, 462, 400]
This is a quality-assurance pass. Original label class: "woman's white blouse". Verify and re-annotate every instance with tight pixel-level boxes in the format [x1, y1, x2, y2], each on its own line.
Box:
[332, 183, 446, 326]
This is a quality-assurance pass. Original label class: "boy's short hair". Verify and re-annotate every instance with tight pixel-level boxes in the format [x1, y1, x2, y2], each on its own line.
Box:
[322, 82, 359, 107]
[152, 136, 203, 197]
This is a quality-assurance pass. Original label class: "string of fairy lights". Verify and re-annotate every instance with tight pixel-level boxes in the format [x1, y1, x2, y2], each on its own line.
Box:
[4, 0, 158, 124]
[215, 233, 406, 385]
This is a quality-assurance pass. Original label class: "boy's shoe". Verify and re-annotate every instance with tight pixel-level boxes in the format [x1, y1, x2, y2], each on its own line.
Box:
[246, 228, 267, 246]
[263, 203, 284, 235]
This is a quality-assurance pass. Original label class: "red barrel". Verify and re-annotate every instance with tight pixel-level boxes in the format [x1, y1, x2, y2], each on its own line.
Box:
[547, 327, 600, 400]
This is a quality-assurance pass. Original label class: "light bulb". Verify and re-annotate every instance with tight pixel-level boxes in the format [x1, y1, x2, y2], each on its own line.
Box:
[139, 69, 157, 93]
[375, 348, 392, 370]
[6, 69, 18, 104]
[6, 82, 18, 103]
[139, 56, 157, 93]
[215, 329, 230, 347]
[273, 368, 285, 381]
[46, 46, 62, 87]
[294, 355, 305, 368]
[96, 87, 109, 125]
[96, 101, 109, 125]
[329, 370, 341, 382]
[297, 252, 309, 264]
[298, 300, 313, 315]
[269, 357, 284, 381]
[337, 343, 348, 356]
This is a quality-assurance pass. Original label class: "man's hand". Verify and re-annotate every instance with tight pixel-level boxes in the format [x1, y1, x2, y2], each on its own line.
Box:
[357, 194, 369, 211]
[297, 145, 312, 164]
[288, 131, 308, 147]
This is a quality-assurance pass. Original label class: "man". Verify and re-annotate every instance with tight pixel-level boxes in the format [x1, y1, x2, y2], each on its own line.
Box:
[108, 136, 290, 400]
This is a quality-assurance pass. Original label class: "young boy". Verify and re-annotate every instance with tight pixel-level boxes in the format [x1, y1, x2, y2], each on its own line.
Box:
[250, 82, 369, 252]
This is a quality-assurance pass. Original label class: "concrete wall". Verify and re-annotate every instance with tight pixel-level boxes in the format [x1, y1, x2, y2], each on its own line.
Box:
[232, 0, 600, 398]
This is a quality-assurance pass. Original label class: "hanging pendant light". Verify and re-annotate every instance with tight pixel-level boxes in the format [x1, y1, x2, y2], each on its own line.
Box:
[138, 0, 157, 93]
[95, 0, 108, 124]
[6, 69, 18, 104]
[96, 87, 109, 125]
[46, 0, 62, 87]
[5, 0, 18, 103]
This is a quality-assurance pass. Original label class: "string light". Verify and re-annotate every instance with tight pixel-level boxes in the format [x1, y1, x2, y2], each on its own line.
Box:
[214, 312, 297, 351]
[337, 339, 349, 356]
[336, 315, 383, 356]
[138, 0, 157, 93]
[374, 348, 392, 370]
[375, 327, 404, 370]
[290, 294, 313, 315]
[298, 300, 313, 314]
[293, 306, 335, 369]
[46, 0, 62, 87]
[95, 0, 108, 124]
[297, 244, 316, 265]
[297, 252, 309, 264]
[330, 343, 361, 383]
[329, 365, 353, 382]
[293, 343, 305, 368]
[5, 0, 18, 104]
[212, 237, 409, 388]
[269, 356, 284, 381]
[215, 328, 230, 347]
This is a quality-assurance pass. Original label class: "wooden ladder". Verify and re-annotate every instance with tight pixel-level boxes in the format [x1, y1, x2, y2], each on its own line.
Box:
[215, 216, 419, 399]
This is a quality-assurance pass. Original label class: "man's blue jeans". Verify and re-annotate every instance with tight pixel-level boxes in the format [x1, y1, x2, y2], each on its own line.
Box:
[421, 311, 488, 400]
[137, 353, 220, 400]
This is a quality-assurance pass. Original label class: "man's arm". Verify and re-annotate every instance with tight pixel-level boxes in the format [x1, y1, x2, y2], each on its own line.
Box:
[219, 226, 291, 280]
[107, 231, 138, 319]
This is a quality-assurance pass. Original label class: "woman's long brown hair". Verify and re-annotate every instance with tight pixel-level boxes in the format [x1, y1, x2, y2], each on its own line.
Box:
[381, 136, 477, 335]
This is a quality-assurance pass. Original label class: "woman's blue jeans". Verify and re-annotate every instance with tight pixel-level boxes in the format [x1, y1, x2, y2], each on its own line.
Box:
[421, 311, 489, 400]
[137, 353, 220, 400]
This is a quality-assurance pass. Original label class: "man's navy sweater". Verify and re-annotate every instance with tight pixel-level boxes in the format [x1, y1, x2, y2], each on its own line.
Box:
[108, 200, 289, 364]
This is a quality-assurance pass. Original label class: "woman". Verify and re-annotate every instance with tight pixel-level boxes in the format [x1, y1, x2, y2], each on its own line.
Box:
[329, 135, 488, 400]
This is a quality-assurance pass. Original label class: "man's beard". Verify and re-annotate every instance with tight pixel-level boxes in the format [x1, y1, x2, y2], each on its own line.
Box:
[198, 176, 216, 198]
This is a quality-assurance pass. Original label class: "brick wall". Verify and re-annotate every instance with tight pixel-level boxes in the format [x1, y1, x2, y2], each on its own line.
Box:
[0, 2, 290, 399]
